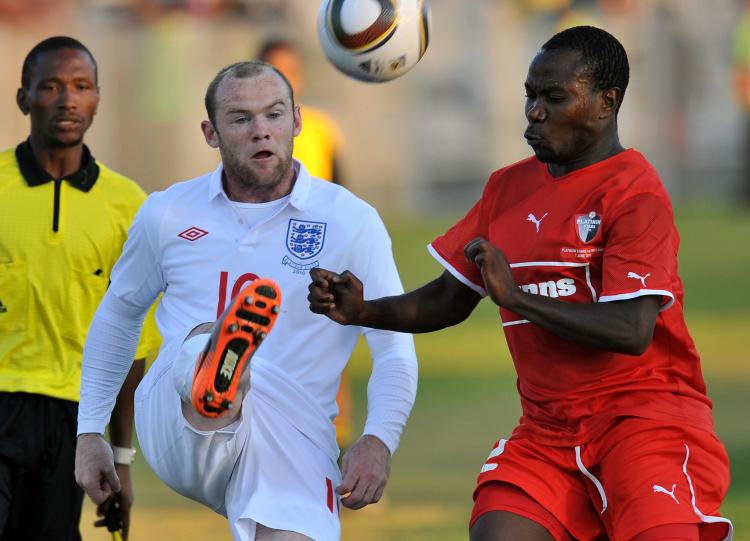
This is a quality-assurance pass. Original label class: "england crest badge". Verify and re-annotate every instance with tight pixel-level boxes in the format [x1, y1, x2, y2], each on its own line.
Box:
[575, 211, 602, 243]
[286, 219, 327, 260]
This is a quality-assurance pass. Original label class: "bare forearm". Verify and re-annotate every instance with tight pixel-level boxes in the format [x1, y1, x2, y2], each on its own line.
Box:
[360, 293, 461, 333]
[357, 274, 480, 333]
[504, 292, 660, 355]
[465, 238, 661, 355]
[309, 269, 481, 333]
[108, 359, 145, 447]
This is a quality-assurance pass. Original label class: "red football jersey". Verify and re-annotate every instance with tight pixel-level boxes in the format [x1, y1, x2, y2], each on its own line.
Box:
[430, 149, 714, 445]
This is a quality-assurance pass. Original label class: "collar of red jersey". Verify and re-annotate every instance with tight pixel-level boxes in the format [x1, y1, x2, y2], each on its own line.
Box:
[208, 159, 312, 211]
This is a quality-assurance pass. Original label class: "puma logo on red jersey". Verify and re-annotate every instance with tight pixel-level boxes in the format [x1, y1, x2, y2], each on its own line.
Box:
[526, 213, 548, 233]
[627, 271, 651, 287]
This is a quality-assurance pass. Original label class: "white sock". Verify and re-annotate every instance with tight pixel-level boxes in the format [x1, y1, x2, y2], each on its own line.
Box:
[172, 333, 209, 403]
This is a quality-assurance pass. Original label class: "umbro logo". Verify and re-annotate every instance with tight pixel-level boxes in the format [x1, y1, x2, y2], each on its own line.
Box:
[627, 271, 651, 287]
[178, 227, 208, 242]
[527, 212, 548, 233]
[652, 483, 679, 504]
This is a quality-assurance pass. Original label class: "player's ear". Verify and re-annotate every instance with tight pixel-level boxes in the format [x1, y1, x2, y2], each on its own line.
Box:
[292, 104, 302, 138]
[91, 85, 101, 113]
[16, 88, 30, 115]
[201, 120, 220, 148]
[599, 87, 621, 119]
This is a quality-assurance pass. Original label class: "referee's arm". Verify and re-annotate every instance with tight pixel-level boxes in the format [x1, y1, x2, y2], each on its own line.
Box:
[108, 358, 145, 451]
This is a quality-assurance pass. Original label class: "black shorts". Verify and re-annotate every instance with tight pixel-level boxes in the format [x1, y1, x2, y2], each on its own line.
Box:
[0, 392, 83, 541]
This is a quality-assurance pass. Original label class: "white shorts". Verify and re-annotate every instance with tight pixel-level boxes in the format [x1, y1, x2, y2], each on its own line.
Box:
[135, 335, 343, 541]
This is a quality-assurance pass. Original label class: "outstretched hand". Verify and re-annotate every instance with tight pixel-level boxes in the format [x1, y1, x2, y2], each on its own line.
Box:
[337, 435, 391, 510]
[308, 267, 366, 325]
[464, 237, 519, 308]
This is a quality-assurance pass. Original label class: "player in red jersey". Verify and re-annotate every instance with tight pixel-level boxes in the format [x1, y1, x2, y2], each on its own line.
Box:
[308, 26, 732, 541]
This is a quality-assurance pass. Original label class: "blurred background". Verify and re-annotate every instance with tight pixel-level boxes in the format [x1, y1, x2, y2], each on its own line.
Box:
[1, 0, 748, 539]
[2, 0, 749, 209]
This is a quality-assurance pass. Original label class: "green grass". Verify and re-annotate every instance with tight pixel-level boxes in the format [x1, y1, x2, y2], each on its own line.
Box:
[674, 205, 750, 315]
[81, 207, 749, 540]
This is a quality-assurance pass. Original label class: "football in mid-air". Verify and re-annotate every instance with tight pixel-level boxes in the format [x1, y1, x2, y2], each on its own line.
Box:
[317, 0, 431, 83]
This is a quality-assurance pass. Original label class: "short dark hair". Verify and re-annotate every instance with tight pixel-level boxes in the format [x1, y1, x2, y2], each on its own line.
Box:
[541, 26, 629, 110]
[22, 36, 97, 90]
[204, 61, 295, 126]
[257, 38, 297, 63]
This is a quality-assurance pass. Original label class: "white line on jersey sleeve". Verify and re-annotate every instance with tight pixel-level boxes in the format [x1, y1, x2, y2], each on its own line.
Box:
[502, 319, 530, 327]
[598, 289, 675, 312]
[509, 261, 590, 268]
[427, 244, 487, 297]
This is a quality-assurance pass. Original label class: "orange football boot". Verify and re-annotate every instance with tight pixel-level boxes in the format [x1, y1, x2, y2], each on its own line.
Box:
[191, 278, 282, 417]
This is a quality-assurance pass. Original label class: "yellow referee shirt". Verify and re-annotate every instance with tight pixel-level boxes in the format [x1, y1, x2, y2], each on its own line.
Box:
[0, 141, 160, 403]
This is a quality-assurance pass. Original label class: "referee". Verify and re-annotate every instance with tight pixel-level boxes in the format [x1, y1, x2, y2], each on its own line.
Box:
[0, 37, 159, 541]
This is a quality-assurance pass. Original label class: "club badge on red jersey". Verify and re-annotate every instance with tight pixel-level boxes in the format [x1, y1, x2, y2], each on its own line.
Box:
[575, 212, 602, 243]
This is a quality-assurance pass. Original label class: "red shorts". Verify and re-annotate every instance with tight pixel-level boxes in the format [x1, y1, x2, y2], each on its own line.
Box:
[470, 417, 732, 541]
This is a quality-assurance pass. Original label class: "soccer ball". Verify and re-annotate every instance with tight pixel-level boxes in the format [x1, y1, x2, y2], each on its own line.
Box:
[317, 0, 431, 83]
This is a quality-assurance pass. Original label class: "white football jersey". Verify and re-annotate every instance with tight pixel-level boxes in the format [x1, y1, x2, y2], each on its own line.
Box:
[78, 162, 417, 457]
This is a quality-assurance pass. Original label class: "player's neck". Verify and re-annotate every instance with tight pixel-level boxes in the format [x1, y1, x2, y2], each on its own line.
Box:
[28, 133, 85, 180]
[547, 134, 624, 178]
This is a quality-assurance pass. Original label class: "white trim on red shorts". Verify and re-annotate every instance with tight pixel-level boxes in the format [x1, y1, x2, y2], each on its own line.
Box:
[682, 444, 733, 540]
[575, 446, 608, 514]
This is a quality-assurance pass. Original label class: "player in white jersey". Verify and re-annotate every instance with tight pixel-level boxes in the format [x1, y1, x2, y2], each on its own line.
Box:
[73, 61, 418, 541]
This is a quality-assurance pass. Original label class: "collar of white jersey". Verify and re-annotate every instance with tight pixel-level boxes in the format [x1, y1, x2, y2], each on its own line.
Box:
[207, 159, 313, 211]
